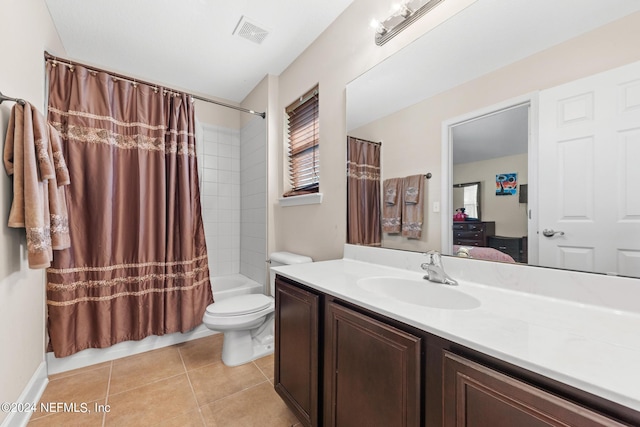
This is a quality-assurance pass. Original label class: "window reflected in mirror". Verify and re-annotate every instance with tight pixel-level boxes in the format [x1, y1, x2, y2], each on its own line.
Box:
[453, 182, 480, 221]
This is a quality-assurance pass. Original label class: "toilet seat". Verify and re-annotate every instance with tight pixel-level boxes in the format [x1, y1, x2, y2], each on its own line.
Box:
[206, 294, 273, 317]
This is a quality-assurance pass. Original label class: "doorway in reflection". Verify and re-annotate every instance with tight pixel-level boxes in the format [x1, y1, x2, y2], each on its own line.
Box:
[449, 103, 530, 264]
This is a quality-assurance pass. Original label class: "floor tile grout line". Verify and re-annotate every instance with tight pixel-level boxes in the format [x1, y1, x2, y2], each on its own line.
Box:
[177, 344, 207, 426]
[47, 362, 112, 382]
[30, 362, 114, 424]
[29, 343, 286, 426]
[253, 360, 272, 383]
[102, 361, 113, 427]
[196, 379, 271, 410]
[106, 371, 189, 399]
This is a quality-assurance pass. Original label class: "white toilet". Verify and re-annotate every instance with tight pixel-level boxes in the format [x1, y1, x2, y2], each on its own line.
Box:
[202, 252, 313, 366]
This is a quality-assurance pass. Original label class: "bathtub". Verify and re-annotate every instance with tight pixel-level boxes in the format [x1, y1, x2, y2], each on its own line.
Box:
[211, 274, 263, 300]
[46, 274, 264, 374]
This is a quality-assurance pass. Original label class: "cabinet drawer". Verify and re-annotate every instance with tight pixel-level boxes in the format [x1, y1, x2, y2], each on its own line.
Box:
[454, 231, 483, 240]
[443, 351, 626, 427]
[454, 239, 482, 246]
[465, 223, 486, 231]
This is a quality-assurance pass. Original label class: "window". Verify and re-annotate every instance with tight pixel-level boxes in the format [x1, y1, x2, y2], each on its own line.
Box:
[284, 85, 319, 197]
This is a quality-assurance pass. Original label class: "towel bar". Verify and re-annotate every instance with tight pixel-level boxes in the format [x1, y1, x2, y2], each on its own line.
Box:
[0, 91, 26, 106]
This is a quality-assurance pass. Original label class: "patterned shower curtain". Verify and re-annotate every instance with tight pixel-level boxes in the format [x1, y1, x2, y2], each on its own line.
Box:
[346, 136, 381, 246]
[45, 60, 213, 357]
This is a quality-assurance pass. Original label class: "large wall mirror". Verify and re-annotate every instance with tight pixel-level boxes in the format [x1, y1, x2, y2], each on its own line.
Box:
[346, 0, 640, 277]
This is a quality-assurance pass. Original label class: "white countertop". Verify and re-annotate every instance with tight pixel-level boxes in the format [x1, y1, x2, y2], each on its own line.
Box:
[272, 257, 640, 413]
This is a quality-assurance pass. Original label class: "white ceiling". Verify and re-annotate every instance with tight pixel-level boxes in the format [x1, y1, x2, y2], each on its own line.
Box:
[44, 0, 354, 103]
[347, 0, 640, 131]
[451, 104, 529, 165]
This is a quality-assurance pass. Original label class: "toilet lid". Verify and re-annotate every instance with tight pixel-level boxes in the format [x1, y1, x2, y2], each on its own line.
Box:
[206, 294, 273, 316]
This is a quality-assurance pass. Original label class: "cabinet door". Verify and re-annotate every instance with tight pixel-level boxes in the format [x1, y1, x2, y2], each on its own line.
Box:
[274, 277, 320, 427]
[325, 301, 421, 427]
[443, 351, 625, 427]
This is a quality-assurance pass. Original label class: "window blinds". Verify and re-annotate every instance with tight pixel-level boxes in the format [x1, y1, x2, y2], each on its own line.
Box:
[285, 86, 319, 196]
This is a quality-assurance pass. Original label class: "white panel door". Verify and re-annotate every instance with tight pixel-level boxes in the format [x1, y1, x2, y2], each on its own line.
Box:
[538, 61, 640, 276]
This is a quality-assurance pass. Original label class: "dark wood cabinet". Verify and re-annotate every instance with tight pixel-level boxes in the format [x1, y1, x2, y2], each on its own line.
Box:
[274, 277, 320, 427]
[488, 235, 525, 262]
[443, 351, 626, 427]
[324, 301, 421, 427]
[274, 274, 639, 427]
[453, 221, 496, 246]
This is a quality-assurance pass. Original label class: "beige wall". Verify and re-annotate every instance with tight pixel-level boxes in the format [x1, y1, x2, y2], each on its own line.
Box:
[345, 11, 640, 255]
[240, 75, 269, 128]
[242, 75, 281, 260]
[271, 0, 477, 261]
[0, 0, 66, 422]
[194, 99, 241, 129]
[454, 154, 528, 237]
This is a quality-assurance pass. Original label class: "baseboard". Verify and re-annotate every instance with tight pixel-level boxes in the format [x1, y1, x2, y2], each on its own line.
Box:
[46, 325, 217, 375]
[1, 362, 48, 427]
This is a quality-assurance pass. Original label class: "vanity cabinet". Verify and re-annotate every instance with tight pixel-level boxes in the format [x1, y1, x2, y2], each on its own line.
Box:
[274, 277, 320, 427]
[452, 221, 495, 247]
[443, 351, 625, 427]
[274, 274, 639, 427]
[324, 300, 422, 427]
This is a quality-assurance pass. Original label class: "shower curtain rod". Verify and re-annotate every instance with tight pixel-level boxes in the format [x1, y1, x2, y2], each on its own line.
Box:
[43, 52, 266, 119]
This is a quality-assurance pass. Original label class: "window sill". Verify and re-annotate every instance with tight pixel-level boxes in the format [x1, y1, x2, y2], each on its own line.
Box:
[278, 193, 323, 207]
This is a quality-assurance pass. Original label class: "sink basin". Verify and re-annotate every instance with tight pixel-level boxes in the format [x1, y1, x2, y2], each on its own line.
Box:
[357, 277, 481, 310]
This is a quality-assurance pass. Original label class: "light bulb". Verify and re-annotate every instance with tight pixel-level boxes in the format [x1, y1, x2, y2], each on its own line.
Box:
[369, 19, 388, 35]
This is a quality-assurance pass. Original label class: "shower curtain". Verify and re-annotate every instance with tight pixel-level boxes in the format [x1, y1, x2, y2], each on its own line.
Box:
[346, 136, 381, 246]
[45, 60, 213, 357]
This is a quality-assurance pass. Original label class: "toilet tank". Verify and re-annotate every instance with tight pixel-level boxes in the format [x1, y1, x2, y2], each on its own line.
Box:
[269, 251, 313, 295]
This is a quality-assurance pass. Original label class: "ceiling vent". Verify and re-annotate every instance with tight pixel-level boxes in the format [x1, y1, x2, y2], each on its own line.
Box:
[233, 16, 270, 45]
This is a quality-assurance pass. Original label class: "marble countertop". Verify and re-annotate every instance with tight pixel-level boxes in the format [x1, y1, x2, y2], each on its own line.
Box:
[272, 257, 640, 412]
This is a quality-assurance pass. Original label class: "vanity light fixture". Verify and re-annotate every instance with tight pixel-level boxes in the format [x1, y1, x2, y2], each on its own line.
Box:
[372, 0, 445, 45]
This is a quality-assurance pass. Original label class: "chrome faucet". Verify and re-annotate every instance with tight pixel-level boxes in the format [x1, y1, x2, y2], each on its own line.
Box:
[421, 251, 458, 286]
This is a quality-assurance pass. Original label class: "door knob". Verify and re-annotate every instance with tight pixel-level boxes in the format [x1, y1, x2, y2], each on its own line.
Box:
[542, 229, 565, 237]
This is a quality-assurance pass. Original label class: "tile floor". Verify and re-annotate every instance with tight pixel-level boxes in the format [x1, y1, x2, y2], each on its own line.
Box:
[28, 335, 301, 427]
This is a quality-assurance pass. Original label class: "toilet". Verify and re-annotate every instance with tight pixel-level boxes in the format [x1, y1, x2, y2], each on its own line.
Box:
[202, 251, 313, 366]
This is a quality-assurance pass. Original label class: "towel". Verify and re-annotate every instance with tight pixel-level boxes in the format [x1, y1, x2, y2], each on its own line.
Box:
[46, 126, 70, 250]
[3, 102, 71, 268]
[401, 174, 424, 239]
[382, 178, 402, 233]
[384, 178, 398, 205]
[404, 177, 420, 204]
